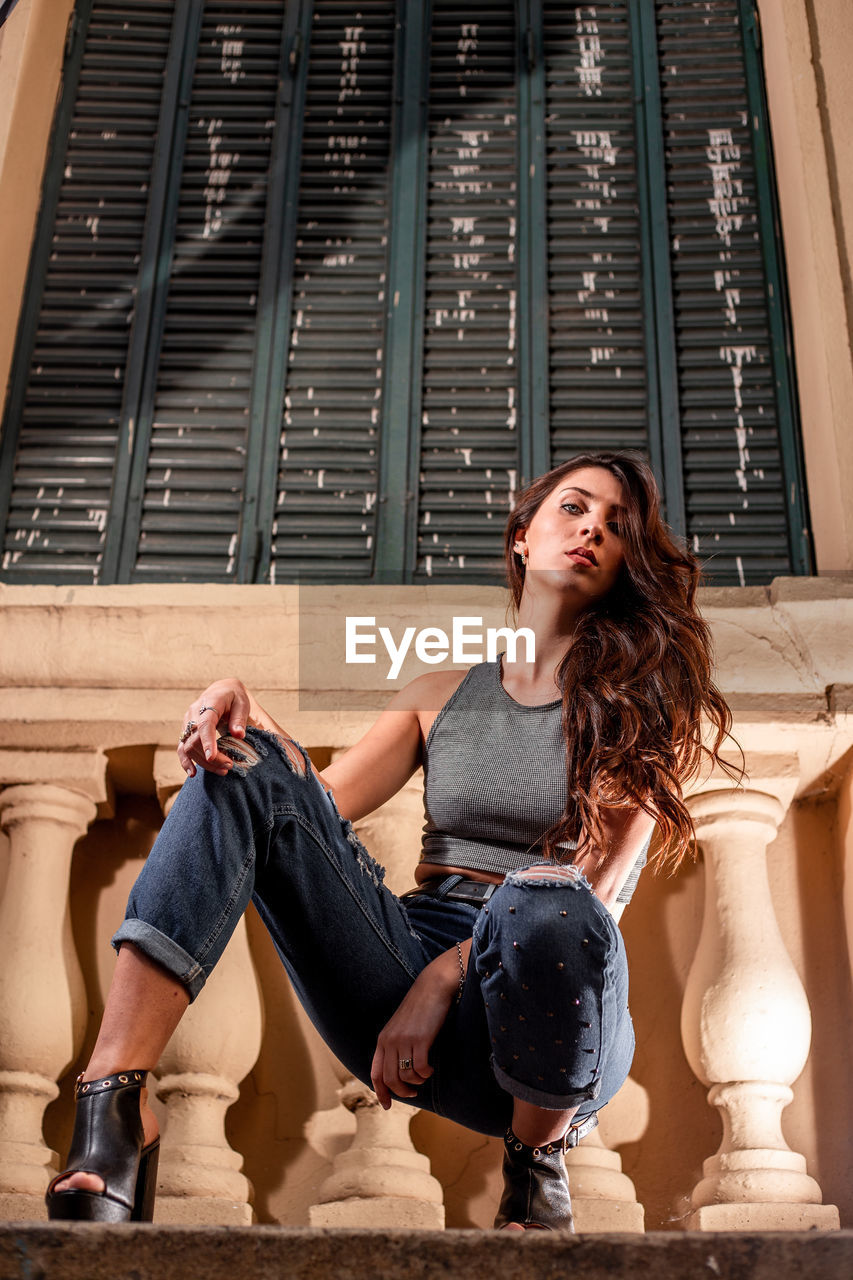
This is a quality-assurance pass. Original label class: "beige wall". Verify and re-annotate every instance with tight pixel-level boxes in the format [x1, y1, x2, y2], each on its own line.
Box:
[0, 0, 73, 424]
[757, 0, 853, 571]
[0, 0, 30, 170]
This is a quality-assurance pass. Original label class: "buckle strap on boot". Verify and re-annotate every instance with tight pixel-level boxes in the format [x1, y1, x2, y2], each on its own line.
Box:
[74, 1071, 149, 1100]
[504, 1110, 598, 1158]
[495, 1121, 592, 1231]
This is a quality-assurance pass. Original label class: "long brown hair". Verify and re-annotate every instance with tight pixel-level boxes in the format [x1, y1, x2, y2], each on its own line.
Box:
[504, 451, 740, 873]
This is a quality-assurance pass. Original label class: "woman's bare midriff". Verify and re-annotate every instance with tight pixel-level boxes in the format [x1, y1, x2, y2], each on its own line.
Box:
[415, 862, 507, 886]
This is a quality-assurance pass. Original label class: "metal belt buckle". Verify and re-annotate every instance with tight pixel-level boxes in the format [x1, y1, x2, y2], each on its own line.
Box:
[445, 879, 497, 904]
[563, 1112, 599, 1150]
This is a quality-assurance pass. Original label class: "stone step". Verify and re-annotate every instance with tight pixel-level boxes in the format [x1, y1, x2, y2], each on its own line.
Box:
[1, 1226, 851, 1280]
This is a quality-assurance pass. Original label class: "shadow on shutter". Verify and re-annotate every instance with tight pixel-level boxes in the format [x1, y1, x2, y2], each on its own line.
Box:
[270, 0, 395, 582]
[544, 1, 650, 462]
[657, 0, 796, 584]
[129, 1, 287, 581]
[414, 1, 521, 582]
[0, 1, 176, 582]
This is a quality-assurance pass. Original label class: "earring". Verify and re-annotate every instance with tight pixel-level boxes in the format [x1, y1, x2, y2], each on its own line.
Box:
[517, 549, 528, 566]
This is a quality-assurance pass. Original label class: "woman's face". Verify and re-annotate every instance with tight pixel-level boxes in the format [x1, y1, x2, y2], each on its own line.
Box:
[514, 465, 627, 605]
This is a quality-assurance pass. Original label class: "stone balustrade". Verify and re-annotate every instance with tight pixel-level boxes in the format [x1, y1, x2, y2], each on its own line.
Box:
[0, 581, 850, 1229]
[0, 754, 107, 1220]
[680, 762, 839, 1229]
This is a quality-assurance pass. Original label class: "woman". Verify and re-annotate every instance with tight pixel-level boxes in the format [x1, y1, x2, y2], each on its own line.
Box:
[46, 451, 735, 1230]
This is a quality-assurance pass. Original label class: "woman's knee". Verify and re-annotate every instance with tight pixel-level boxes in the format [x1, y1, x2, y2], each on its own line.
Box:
[506, 862, 586, 888]
[217, 728, 310, 779]
[181, 729, 315, 824]
[474, 867, 617, 986]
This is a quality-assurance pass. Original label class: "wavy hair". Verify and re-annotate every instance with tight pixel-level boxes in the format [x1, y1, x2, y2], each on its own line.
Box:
[504, 451, 741, 873]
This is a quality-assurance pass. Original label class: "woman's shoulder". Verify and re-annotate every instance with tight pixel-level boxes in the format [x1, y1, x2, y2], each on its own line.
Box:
[392, 666, 473, 713]
[392, 665, 483, 748]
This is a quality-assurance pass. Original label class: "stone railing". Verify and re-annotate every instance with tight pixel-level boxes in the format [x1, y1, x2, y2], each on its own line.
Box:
[0, 581, 850, 1229]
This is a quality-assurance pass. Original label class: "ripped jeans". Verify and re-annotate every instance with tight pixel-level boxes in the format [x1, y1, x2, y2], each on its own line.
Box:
[112, 728, 634, 1137]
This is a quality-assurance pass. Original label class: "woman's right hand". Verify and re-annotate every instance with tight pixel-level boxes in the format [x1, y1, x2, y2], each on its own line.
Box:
[177, 678, 253, 777]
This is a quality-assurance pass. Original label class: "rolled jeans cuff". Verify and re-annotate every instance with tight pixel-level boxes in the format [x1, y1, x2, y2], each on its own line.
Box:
[490, 1056, 602, 1110]
[112, 917, 206, 1003]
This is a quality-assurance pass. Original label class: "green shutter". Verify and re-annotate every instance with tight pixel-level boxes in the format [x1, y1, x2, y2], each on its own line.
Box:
[268, 0, 397, 581]
[414, 0, 521, 580]
[543, 1, 650, 459]
[656, 0, 809, 583]
[120, 1, 290, 581]
[0, 0, 179, 581]
[0, 0, 809, 586]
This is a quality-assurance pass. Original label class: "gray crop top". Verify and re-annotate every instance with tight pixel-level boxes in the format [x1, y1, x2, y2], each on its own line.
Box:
[420, 656, 649, 907]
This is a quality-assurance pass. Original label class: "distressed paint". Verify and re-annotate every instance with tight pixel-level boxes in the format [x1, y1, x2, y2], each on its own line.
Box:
[541, 0, 648, 467]
[707, 126, 756, 510]
[0, 1, 178, 581]
[574, 4, 604, 97]
[128, 2, 283, 581]
[418, 2, 519, 578]
[570, 18, 624, 382]
[651, 0, 801, 582]
[272, 1, 394, 579]
[0, 0, 803, 586]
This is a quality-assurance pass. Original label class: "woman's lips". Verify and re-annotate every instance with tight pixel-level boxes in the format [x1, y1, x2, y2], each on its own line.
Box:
[567, 549, 595, 566]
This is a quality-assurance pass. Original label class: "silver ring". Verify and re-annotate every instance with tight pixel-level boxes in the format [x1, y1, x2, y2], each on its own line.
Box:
[198, 705, 217, 716]
[399, 1058, 413, 1071]
[180, 720, 197, 743]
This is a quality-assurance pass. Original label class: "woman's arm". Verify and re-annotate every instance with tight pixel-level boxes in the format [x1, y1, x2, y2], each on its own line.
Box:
[371, 938, 472, 1108]
[315, 675, 433, 821]
[177, 672, 449, 824]
[571, 805, 657, 912]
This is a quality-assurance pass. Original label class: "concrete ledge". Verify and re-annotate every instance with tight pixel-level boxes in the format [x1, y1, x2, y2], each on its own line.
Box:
[0, 1226, 851, 1280]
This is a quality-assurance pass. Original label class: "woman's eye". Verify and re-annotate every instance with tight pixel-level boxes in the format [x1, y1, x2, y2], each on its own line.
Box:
[560, 502, 620, 533]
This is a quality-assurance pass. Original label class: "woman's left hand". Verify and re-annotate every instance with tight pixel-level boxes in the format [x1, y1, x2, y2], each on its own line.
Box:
[370, 953, 460, 1109]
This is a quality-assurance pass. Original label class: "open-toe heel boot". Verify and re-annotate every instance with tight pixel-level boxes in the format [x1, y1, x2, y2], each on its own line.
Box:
[46, 1071, 159, 1222]
[494, 1114, 598, 1232]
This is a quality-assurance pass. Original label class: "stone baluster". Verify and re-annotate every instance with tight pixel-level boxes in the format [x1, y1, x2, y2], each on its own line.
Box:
[842, 741, 853, 985]
[149, 748, 264, 1225]
[307, 759, 445, 1227]
[680, 761, 839, 1229]
[564, 1075, 647, 1232]
[0, 751, 107, 1220]
[309, 1077, 445, 1228]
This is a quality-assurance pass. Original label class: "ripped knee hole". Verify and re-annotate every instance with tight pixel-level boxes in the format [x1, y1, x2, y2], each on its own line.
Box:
[510, 864, 586, 886]
[218, 731, 307, 777]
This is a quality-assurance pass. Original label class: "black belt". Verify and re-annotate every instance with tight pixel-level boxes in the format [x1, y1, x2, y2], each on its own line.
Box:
[401, 875, 500, 906]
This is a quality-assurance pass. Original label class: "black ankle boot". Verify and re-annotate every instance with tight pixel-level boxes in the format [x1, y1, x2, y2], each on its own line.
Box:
[494, 1112, 598, 1232]
[46, 1071, 159, 1222]
[494, 1125, 575, 1231]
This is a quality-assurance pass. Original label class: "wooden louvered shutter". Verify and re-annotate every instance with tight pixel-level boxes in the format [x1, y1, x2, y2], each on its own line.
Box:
[0, 0, 177, 582]
[657, 0, 807, 583]
[415, 0, 521, 580]
[269, 0, 396, 581]
[0, 0, 809, 586]
[543, 1, 650, 458]
[122, 2, 289, 581]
